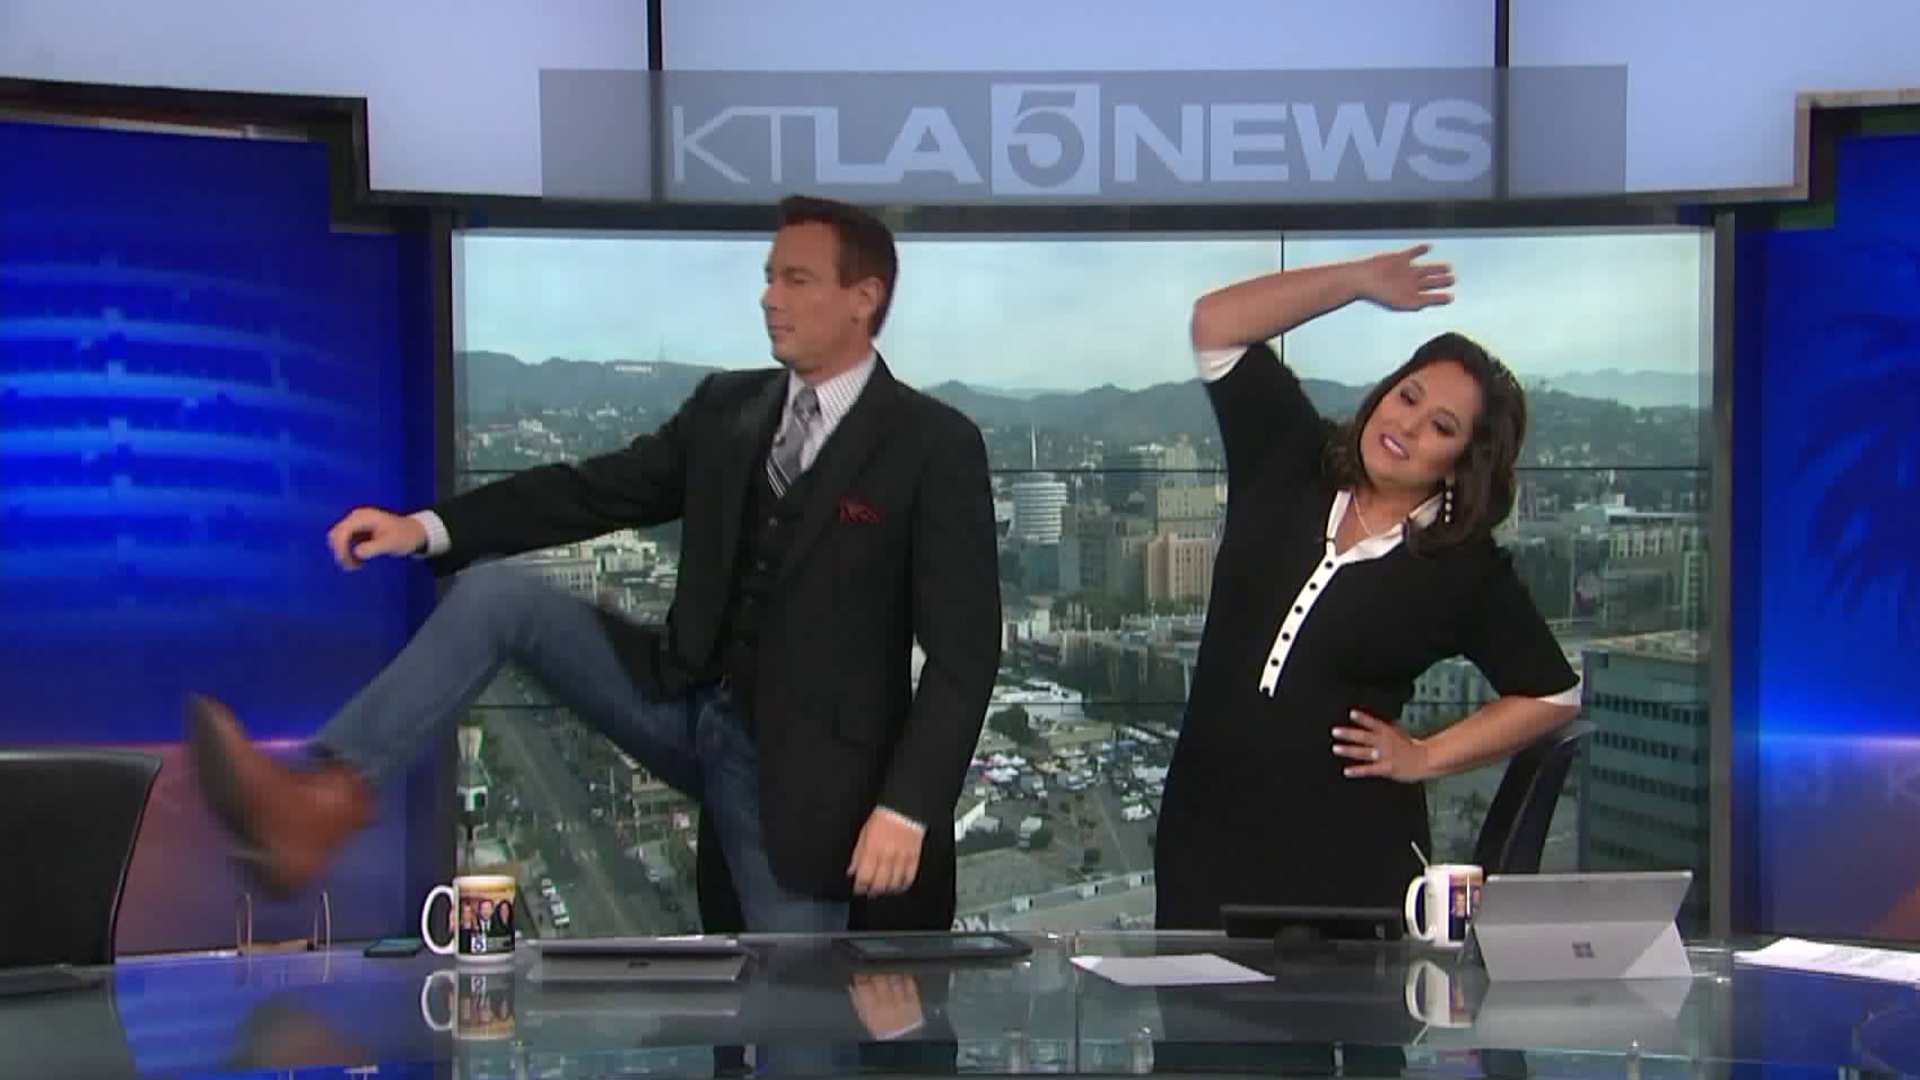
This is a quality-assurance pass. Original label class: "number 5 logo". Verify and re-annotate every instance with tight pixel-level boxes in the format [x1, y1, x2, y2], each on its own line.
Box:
[991, 84, 1100, 195]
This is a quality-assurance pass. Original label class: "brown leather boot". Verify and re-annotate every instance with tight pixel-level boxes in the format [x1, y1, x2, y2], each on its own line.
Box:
[185, 694, 376, 898]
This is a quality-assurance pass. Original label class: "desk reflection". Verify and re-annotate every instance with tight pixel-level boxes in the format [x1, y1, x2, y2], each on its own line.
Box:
[1073, 938, 1698, 1076]
[0, 976, 135, 1080]
[423, 968, 517, 1043]
[12, 934, 1920, 1077]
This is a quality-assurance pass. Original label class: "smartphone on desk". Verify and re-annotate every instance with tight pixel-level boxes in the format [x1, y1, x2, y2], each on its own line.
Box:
[364, 937, 426, 958]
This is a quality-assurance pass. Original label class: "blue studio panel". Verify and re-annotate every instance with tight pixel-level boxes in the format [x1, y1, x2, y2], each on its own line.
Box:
[0, 120, 437, 950]
[0, 118, 435, 739]
[1738, 132, 1920, 940]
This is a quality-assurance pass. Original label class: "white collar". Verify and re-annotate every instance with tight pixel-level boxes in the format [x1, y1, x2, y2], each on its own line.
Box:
[1325, 488, 1445, 558]
[786, 351, 877, 430]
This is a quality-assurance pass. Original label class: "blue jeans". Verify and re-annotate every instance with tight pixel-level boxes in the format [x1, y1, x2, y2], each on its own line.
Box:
[313, 565, 848, 934]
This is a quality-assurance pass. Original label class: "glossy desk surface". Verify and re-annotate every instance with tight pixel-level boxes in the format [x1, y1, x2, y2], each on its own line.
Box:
[6, 931, 1920, 1078]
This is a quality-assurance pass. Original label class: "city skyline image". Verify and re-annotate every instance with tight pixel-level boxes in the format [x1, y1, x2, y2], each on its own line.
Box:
[451, 227, 1716, 938]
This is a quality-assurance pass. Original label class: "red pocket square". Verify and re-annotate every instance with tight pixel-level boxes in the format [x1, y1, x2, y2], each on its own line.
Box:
[838, 497, 882, 523]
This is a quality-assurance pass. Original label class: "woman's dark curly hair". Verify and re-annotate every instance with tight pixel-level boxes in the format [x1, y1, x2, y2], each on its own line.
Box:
[1322, 331, 1527, 555]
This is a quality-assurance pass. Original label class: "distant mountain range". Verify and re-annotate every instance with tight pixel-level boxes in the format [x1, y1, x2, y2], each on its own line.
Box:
[1536, 370, 1702, 410]
[457, 351, 1369, 440]
[963, 372, 1701, 412]
[455, 352, 1703, 456]
[920, 378, 1367, 444]
[458, 352, 713, 422]
[957, 384, 1083, 401]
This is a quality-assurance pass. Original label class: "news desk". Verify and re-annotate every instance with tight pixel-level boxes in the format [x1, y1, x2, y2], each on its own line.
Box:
[6, 931, 1919, 1078]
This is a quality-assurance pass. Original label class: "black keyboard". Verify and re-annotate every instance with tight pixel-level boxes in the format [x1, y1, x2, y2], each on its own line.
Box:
[0, 966, 105, 999]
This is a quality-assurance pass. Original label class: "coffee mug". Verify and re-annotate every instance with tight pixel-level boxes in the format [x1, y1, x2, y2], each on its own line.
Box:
[1403, 863, 1483, 947]
[420, 969, 515, 1041]
[421, 874, 517, 963]
[1403, 958, 1473, 1028]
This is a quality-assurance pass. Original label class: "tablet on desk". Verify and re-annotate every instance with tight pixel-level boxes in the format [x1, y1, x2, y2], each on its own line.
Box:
[1471, 871, 1693, 982]
[837, 933, 1032, 964]
[531, 938, 751, 984]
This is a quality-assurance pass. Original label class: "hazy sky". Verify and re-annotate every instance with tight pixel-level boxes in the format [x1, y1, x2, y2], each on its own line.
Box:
[460, 229, 1709, 391]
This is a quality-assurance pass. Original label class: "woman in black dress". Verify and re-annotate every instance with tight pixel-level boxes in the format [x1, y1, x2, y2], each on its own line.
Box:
[1154, 243, 1581, 930]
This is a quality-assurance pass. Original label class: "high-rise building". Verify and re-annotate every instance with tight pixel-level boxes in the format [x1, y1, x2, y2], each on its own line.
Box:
[1011, 474, 1070, 544]
[1146, 481, 1220, 535]
[1020, 542, 1061, 593]
[1680, 549, 1707, 630]
[1145, 532, 1215, 606]
[1590, 514, 1707, 632]
[1607, 518, 1704, 559]
[1013, 470, 1075, 541]
[1104, 439, 1202, 511]
[1578, 629, 1710, 932]
[1061, 505, 1111, 594]
[1102, 517, 1153, 602]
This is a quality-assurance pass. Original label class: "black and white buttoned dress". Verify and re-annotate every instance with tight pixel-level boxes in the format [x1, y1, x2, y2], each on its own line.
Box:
[1153, 342, 1579, 930]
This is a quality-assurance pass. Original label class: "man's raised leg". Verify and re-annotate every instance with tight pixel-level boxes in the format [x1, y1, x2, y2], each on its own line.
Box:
[188, 566, 702, 896]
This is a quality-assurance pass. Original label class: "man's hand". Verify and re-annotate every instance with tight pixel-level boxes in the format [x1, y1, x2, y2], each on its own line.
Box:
[848, 809, 924, 896]
[1356, 244, 1454, 312]
[326, 507, 427, 571]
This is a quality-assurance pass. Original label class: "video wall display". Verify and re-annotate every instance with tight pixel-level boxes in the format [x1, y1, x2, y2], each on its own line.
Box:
[450, 225, 1711, 936]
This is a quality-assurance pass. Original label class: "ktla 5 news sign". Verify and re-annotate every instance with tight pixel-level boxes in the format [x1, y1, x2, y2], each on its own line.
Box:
[538, 69, 1626, 203]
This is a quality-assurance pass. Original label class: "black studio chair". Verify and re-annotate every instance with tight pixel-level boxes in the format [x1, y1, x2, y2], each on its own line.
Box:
[0, 748, 162, 969]
[1472, 719, 1595, 876]
[1462, 721, 1594, 1080]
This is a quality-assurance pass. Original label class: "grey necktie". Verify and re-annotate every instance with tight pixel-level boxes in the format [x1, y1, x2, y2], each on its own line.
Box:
[766, 386, 820, 497]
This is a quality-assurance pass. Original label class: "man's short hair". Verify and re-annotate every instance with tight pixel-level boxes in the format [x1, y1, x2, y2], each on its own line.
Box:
[777, 195, 899, 336]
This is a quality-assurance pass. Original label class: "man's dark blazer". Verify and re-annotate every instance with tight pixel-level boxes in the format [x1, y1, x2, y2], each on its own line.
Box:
[424, 358, 1002, 899]
[696, 797, 959, 932]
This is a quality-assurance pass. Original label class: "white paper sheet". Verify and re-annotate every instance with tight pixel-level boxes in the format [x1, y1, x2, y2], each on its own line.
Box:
[1735, 937, 1920, 985]
[1071, 954, 1273, 987]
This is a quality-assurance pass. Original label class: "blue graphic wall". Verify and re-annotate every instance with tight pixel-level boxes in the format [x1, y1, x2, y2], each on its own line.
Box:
[0, 119, 438, 951]
[1737, 131, 1920, 939]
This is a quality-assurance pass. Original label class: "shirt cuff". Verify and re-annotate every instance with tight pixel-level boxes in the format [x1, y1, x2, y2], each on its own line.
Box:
[1195, 345, 1251, 383]
[1537, 678, 1583, 707]
[875, 807, 925, 834]
[870, 1018, 927, 1041]
[410, 510, 451, 557]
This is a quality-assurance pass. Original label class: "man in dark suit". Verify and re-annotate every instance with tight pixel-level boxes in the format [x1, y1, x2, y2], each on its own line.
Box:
[186, 195, 1002, 931]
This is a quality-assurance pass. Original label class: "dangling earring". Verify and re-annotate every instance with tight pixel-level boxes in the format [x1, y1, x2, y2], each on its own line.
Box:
[1442, 481, 1455, 525]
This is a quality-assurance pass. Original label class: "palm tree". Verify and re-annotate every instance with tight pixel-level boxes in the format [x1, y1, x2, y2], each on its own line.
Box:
[1795, 306, 1920, 641]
